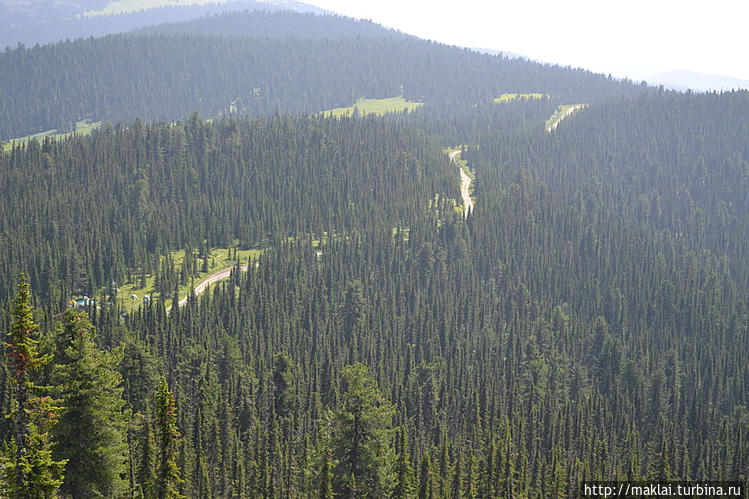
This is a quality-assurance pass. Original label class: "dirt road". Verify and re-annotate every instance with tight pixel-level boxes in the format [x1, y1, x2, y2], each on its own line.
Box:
[166, 262, 249, 312]
[450, 150, 473, 218]
[547, 104, 585, 132]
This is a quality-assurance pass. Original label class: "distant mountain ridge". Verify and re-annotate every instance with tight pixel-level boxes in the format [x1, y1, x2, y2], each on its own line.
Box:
[136, 9, 408, 39]
[1, 0, 323, 48]
[646, 69, 749, 92]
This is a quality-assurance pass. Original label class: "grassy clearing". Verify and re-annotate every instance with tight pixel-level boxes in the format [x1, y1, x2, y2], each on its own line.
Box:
[494, 93, 548, 103]
[545, 104, 587, 132]
[322, 96, 423, 118]
[3, 120, 101, 153]
[114, 246, 263, 312]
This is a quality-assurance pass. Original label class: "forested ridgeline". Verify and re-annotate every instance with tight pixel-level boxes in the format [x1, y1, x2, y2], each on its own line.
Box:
[0, 9, 645, 140]
[0, 113, 457, 311]
[0, 90, 746, 496]
[135, 9, 405, 39]
[1, 1, 324, 49]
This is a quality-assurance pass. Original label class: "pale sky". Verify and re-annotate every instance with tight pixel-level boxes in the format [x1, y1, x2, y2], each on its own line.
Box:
[304, 0, 749, 81]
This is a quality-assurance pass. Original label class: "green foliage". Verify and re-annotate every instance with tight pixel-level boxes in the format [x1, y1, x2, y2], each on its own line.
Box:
[136, 412, 158, 498]
[155, 379, 183, 499]
[51, 309, 128, 498]
[418, 451, 433, 499]
[272, 352, 296, 419]
[391, 427, 416, 498]
[0, 275, 66, 498]
[341, 281, 366, 346]
[332, 363, 395, 497]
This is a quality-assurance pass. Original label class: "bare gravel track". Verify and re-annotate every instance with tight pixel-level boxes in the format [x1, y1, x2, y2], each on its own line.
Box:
[166, 262, 249, 312]
[450, 150, 473, 218]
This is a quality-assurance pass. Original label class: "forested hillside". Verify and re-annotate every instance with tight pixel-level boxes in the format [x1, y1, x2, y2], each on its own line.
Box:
[0, 113, 456, 307]
[1, 82, 746, 496]
[136, 10, 403, 39]
[0, 10, 643, 141]
[0, 0, 323, 49]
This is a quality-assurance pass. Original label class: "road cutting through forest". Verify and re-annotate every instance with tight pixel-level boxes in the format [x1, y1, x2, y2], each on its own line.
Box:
[166, 262, 249, 313]
[450, 149, 473, 218]
[173, 148, 473, 312]
[546, 104, 586, 132]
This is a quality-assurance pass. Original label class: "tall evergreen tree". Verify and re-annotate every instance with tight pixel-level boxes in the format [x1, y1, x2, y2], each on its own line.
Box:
[156, 379, 183, 499]
[391, 427, 415, 498]
[332, 363, 395, 497]
[51, 308, 128, 497]
[317, 447, 334, 499]
[137, 411, 158, 499]
[418, 452, 434, 499]
[272, 352, 296, 420]
[0, 275, 66, 498]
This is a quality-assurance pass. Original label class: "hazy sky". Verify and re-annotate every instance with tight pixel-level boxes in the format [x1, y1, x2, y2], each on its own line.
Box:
[304, 0, 749, 81]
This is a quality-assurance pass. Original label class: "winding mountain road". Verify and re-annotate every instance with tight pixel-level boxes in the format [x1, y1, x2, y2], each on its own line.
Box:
[166, 262, 249, 313]
[450, 149, 473, 218]
[546, 104, 586, 132]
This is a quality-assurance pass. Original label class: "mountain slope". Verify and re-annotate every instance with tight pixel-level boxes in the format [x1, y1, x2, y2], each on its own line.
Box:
[0, 0, 323, 49]
[0, 10, 643, 141]
[647, 69, 749, 92]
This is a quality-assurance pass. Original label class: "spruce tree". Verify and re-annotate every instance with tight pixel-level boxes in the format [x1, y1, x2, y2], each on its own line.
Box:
[317, 447, 334, 499]
[156, 378, 184, 499]
[391, 427, 415, 498]
[0, 275, 66, 498]
[51, 308, 128, 497]
[137, 411, 158, 498]
[332, 363, 395, 497]
[418, 452, 434, 499]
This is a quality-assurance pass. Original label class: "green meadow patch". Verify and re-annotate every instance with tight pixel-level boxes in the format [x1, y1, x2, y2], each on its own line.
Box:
[494, 93, 548, 103]
[113, 245, 263, 312]
[3, 120, 101, 153]
[322, 96, 423, 118]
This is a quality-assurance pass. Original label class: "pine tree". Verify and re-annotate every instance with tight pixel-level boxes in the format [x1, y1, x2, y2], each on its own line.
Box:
[341, 281, 366, 343]
[156, 378, 184, 499]
[273, 352, 296, 420]
[418, 452, 434, 499]
[51, 308, 128, 497]
[0, 275, 67, 498]
[137, 412, 158, 498]
[332, 363, 395, 497]
[317, 447, 334, 499]
[391, 427, 415, 498]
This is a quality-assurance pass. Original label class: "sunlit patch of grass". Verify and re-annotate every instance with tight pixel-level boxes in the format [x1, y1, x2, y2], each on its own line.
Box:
[3, 120, 101, 153]
[113, 246, 263, 312]
[322, 96, 423, 118]
[494, 93, 547, 103]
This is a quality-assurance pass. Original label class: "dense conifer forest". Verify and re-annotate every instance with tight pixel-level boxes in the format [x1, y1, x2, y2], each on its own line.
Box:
[0, 10, 641, 141]
[0, 8, 747, 498]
